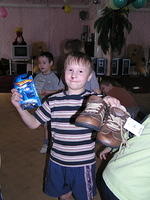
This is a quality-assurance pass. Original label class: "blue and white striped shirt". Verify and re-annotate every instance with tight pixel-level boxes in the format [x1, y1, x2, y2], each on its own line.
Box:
[34, 90, 96, 167]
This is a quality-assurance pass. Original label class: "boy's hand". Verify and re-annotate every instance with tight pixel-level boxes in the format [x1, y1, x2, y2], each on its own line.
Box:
[11, 88, 41, 129]
[11, 88, 22, 109]
[99, 147, 112, 160]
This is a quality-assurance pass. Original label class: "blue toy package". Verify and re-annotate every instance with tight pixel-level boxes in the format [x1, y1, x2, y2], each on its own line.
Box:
[14, 73, 41, 110]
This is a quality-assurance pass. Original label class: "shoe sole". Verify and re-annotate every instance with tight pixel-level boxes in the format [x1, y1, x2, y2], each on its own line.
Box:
[75, 115, 102, 131]
[97, 131, 122, 148]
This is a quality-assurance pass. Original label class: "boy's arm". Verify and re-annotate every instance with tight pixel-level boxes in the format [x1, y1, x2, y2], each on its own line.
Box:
[11, 89, 41, 129]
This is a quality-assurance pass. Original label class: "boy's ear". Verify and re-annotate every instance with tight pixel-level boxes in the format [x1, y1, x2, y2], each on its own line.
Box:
[88, 72, 92, 81]
[50, 61, 54, 66]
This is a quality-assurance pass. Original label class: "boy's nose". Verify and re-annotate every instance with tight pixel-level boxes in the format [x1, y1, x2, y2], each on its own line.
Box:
[71, 71, 77, 78]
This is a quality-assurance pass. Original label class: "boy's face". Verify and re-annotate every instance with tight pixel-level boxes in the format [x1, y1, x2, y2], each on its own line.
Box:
[38, 56, 53, 74]
[65, 61, 92, 95]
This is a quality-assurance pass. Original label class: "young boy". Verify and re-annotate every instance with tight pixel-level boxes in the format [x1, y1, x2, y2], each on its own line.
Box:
[57, 39, 101, 94]
[11, 52, 97, 200]
[34, 51, 64, 97]
[34, 51, 64, 153]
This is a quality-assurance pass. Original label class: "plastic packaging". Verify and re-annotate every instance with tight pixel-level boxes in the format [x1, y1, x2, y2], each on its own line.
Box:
[14, 73, 41, 109]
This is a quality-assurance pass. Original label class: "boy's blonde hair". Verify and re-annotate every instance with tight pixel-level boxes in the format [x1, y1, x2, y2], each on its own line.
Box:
[64, 52, 92, 73]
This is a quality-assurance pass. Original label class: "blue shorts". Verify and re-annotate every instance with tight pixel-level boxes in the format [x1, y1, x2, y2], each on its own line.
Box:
[44, 160, 96, 200]
[0, 190, 3, 200]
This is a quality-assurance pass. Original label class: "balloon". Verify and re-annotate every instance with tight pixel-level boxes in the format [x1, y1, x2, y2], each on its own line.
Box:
[132, 0, 147, 8]
[113, 0, 128, 8]
[109, 0, 127, 9]
[109, 0, 120, 9]
[0, 7, 8, 18]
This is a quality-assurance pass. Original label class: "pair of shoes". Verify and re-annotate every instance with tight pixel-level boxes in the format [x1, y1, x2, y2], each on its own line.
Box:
[75, 95, 107, 131]
[40, 144, 48, 154]
[75, 95, 130, 148]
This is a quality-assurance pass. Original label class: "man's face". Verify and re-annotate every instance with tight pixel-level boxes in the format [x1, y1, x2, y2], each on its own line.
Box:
[65, 62, 91, 95]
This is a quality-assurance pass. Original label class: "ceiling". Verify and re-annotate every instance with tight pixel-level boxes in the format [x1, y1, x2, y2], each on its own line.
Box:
[0, 0, 93, 7]
[0, 0, 149, 9]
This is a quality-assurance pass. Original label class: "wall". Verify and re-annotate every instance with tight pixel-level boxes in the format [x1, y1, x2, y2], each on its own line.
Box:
[127, 9, 150, 56]
[94, 7, 150, 59]
[0, 6, 90, 60]
[0, 5, 150, 61]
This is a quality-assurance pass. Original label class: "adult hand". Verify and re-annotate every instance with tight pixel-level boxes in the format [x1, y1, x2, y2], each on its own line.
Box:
[93, 88, 101, 95]
[103, 96, 127, 112]
[99, 147, 112, 160]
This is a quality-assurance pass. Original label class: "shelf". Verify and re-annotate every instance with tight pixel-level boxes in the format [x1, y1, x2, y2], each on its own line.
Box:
[9, 59, 34, 75]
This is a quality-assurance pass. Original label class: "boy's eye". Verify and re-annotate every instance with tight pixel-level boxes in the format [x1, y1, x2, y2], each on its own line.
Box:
[68, 68, 73, 71]
[79, 70, 83, 73]
[39, 62, 44, 65]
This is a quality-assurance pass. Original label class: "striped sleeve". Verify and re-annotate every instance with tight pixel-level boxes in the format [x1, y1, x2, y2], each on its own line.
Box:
[34, 99, 51, 124]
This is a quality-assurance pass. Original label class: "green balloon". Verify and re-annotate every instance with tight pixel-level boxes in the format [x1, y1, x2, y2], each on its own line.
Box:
[132, 0, 147, 8]
[113, 0, 127, 8]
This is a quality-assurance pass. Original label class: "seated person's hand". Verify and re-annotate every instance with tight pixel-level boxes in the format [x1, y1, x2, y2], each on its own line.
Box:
[99, 147, 112, 160]
[40, 90, 55, 96]
[41, 89, 63, 97]
[40, 90, 47, 97]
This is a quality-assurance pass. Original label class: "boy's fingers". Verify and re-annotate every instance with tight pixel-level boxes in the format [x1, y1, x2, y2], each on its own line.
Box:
[11, 88, 17, 93]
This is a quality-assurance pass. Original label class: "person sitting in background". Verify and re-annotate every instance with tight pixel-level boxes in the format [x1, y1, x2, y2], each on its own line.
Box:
[57, 38, 101, 94]
[34, 51, 64, 153]
[100, 77, 139, 119]
[34, 51, 64, 97]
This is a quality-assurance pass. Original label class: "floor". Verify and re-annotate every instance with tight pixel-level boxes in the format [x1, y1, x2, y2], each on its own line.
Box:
[1, 92, 150, 200]
[0, 93, 55, 200]
[0, 93, 102, 200]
